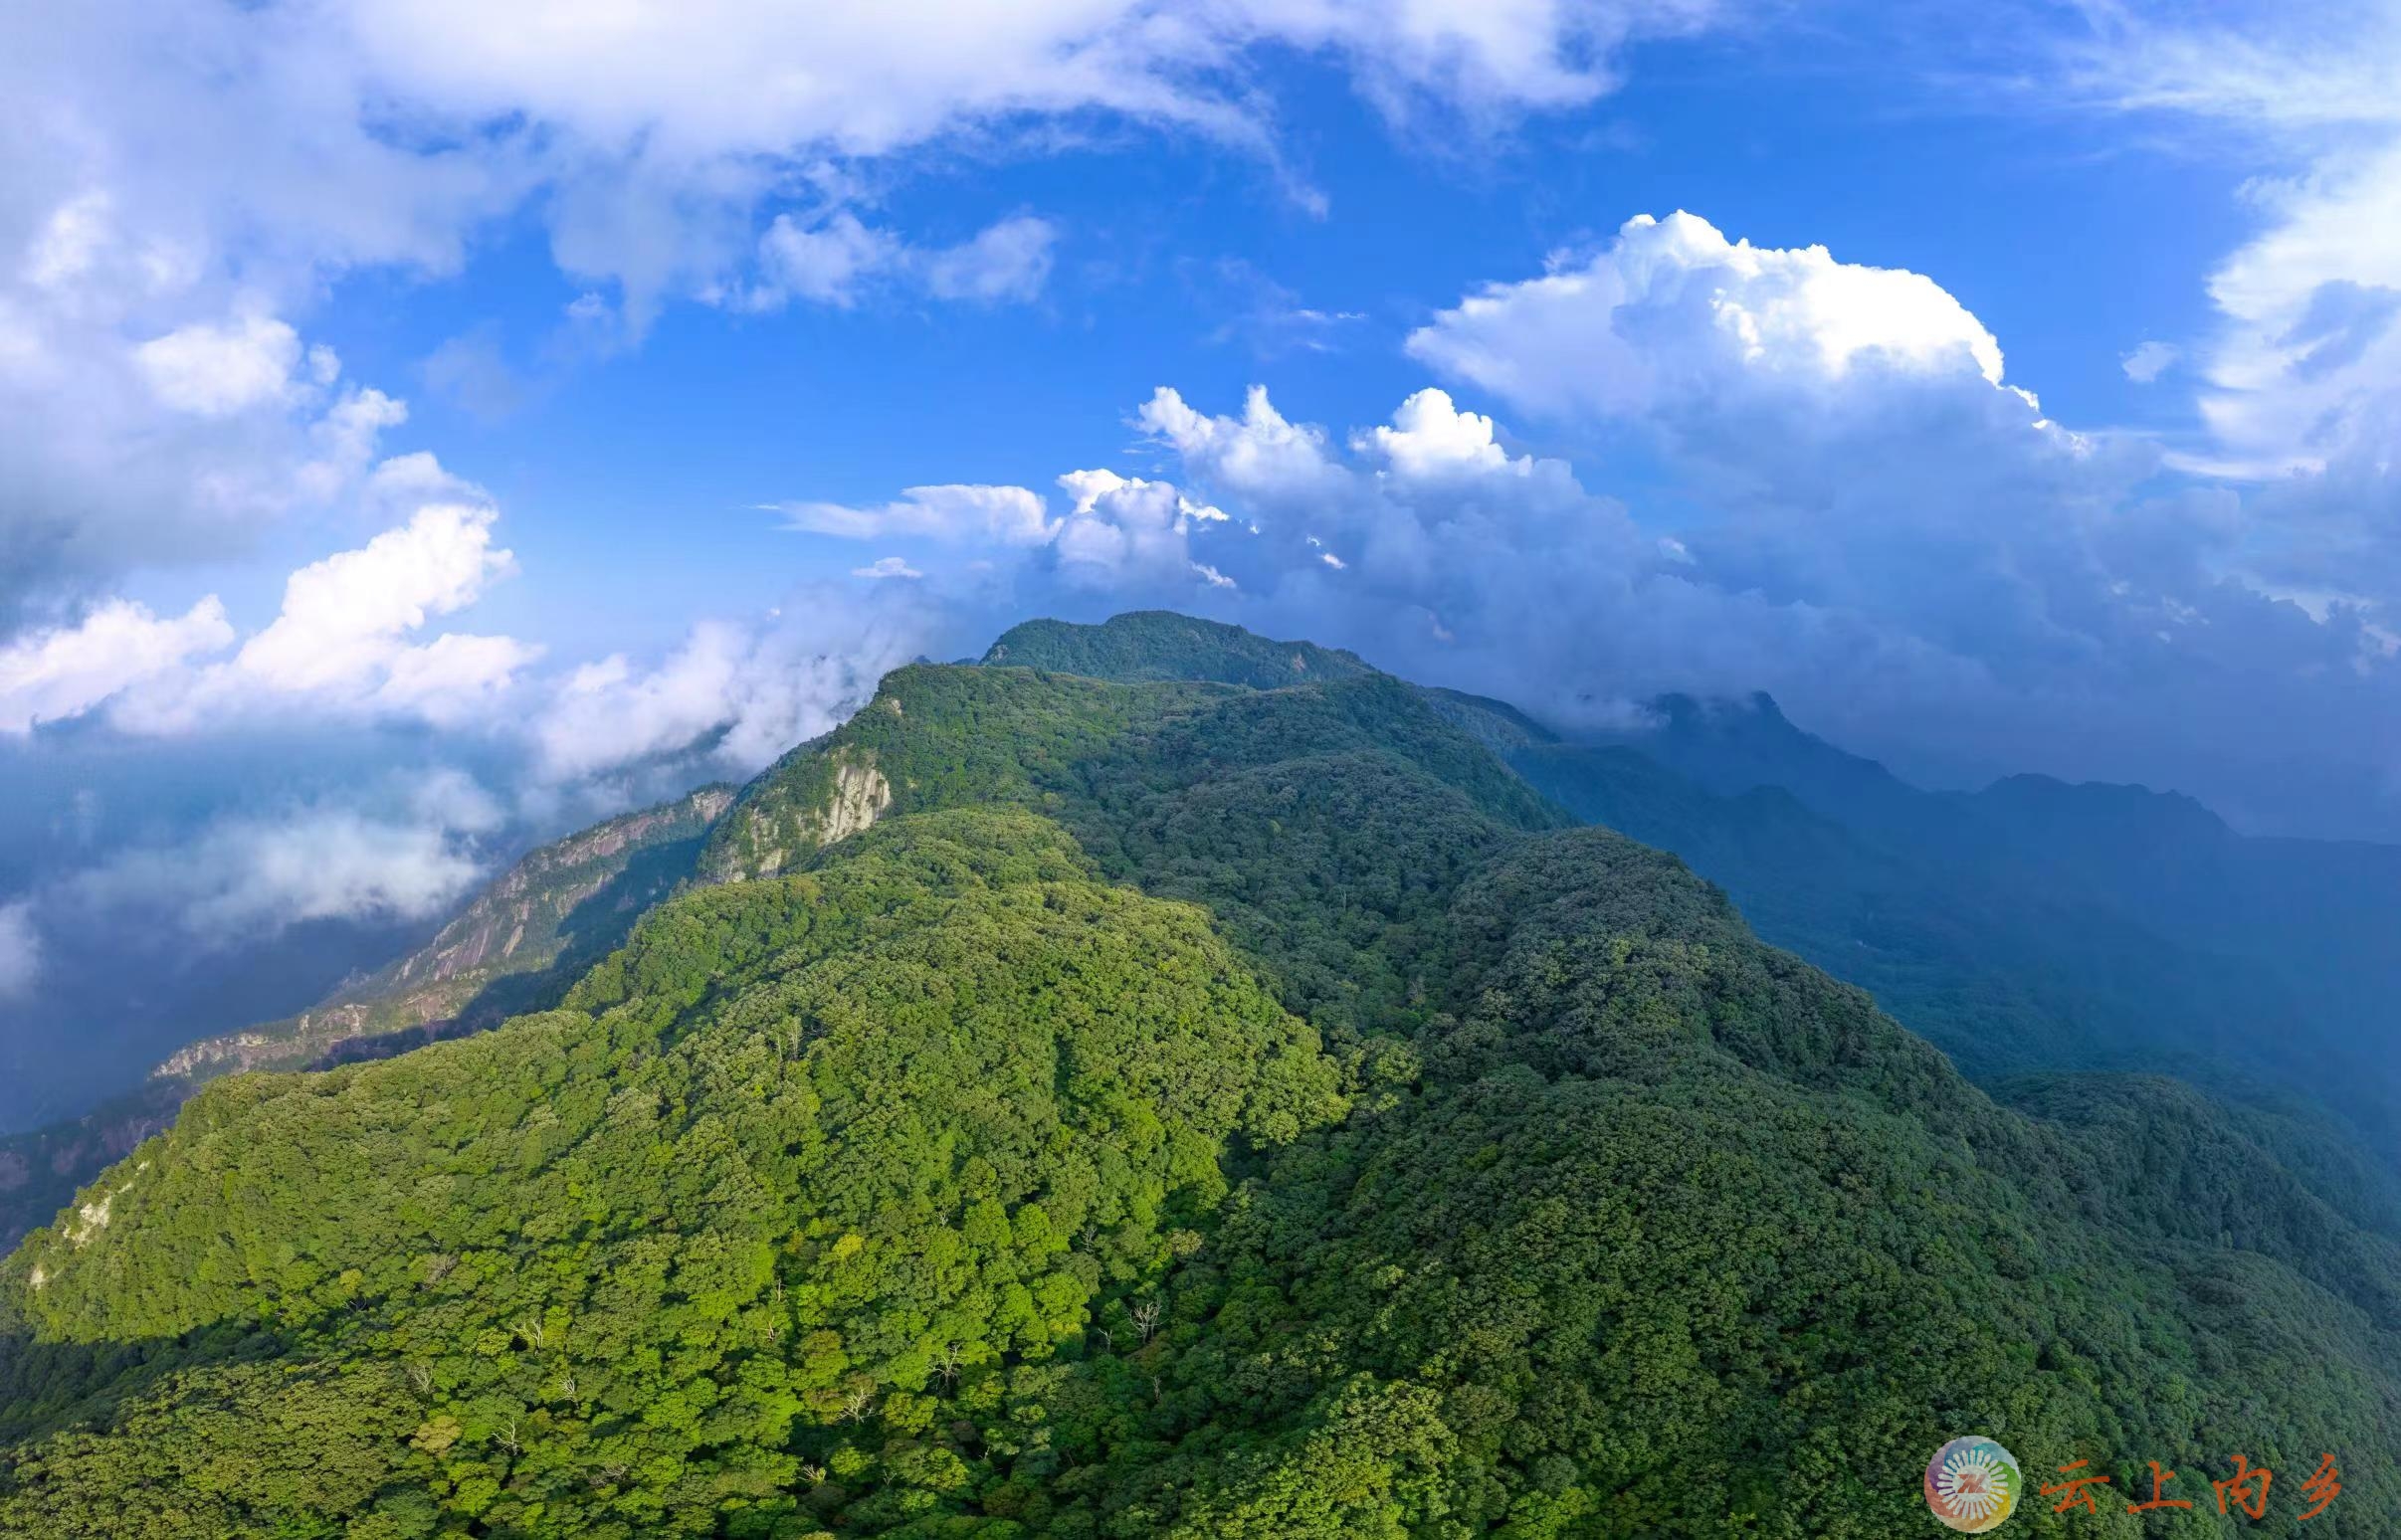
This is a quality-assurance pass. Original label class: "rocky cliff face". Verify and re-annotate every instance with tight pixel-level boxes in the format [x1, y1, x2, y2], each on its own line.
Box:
[700, 741, 892, 881]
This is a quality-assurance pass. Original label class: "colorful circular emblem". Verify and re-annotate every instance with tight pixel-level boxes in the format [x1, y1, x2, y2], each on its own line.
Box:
[1924, 1437, 2021, 1532]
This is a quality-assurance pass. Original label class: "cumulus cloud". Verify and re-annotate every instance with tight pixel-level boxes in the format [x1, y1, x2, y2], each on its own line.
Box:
[1406, 211, 2008, 421]
[0, 293, 410, 617]
[1357, 387, 1518, 477]
[2, 481, 536, 738]
[0, 900, 39, 998]
[1045, 471, 1229, 591]
[228, 500, 519, 693]
[1395, 219, 2395, 810]
[110, 495, 537, 734]
[132, 312, 316, 417]
[781, 188, 2396, 838]
[773, 465, 1240, 600]
[0, 598, 236, 733]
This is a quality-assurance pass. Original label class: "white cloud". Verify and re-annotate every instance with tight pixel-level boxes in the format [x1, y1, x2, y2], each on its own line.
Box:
[104, 495, 535, 733]
[750, 211, 1059, 310]
[775, 482, 1055, 545]
[530, 594, 934, 783]
[1048, 470, 1228, 591]
[853, 556, 923, 581]
[1406, 211, 2007, 424]
[133, 312, 308, 417]
[70, 775, 502, 943]
[372, 631, 544, 726]
[1359, 387, 1519, 476]
[922, 215, 1057, 303]
[753, 211, 902, 308]
[0, 598, 235, 732]
[0, 900, 39, 998]
[1138, 382, 1347, 500]
[330, 0, 1710, 165]
[4, 0, 1710, 346]
[2194, 139, 2401, 475]
[232, 500, 516, 693]
[2064, 6, 2401, 478]
[2121, 339, 2179, 383]
[988, 313, 2401, 835]
[0, 482, 535, 738]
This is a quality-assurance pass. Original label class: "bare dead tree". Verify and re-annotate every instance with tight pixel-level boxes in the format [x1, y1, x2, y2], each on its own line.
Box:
[1128, 1296, 1162, 1344]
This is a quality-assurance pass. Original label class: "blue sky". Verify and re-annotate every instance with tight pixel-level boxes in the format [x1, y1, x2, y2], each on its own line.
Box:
[4, 0, 2401, 1115]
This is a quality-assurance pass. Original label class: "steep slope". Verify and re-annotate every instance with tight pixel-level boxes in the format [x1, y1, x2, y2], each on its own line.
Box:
[4, 645, 2397, 1538]
[0, 785, 733, 1251]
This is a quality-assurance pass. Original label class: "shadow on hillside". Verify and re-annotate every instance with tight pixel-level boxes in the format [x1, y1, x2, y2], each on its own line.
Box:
[0, 1309, 303, 1448]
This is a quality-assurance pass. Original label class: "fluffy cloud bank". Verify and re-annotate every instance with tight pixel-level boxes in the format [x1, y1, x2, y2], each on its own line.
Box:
[0, 599, 235, 734]
[0, 474, 536, 739]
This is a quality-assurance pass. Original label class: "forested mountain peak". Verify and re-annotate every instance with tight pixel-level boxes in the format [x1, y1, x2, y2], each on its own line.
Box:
[979, 611, 1374, 688]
